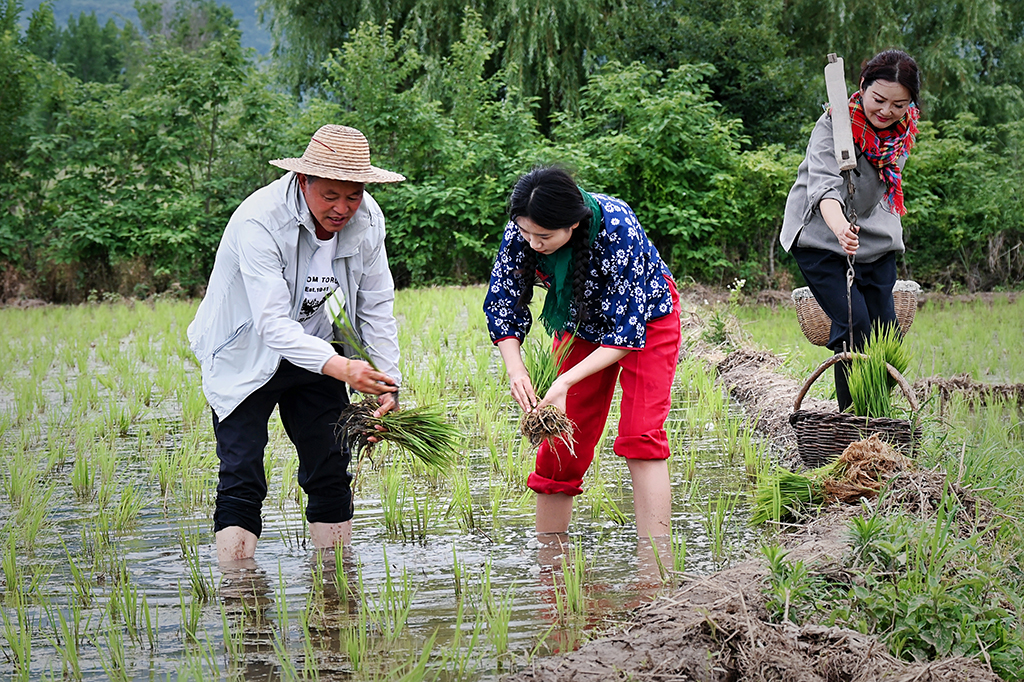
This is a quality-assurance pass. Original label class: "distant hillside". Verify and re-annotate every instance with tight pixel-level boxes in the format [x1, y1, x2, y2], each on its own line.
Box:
[20, 0, 272, 54]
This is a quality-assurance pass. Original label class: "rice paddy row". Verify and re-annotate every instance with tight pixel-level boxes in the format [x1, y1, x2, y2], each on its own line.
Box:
[0, 288, 759, 680]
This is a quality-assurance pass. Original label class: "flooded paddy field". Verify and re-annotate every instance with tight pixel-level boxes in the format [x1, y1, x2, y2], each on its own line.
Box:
[0, 287, 770, 681]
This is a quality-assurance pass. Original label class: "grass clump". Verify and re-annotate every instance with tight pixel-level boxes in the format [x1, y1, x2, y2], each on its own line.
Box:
[848, 324, 911, 418]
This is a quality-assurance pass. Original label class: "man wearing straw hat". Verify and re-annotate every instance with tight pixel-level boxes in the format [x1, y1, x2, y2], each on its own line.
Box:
[188, 125, 405, 564]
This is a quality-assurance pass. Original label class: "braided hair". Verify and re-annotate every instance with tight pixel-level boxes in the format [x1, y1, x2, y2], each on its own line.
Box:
[508, 167, 594, 326]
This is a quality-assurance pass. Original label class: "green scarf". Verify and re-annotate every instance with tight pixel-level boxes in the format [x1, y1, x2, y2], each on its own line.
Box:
[534, 188, 603, 335]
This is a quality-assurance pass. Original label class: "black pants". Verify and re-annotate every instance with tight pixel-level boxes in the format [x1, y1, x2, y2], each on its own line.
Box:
[212, 359, 352, 538]
[790, 247, 898, 411]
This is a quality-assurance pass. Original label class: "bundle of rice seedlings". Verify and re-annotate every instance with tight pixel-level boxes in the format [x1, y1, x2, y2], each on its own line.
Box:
[750, 465, 832, 525]
[324, 290, 460, 471]
[335, 396, 459, 470]
[519, 334, 575, 450]
[848, 324, 911, 418]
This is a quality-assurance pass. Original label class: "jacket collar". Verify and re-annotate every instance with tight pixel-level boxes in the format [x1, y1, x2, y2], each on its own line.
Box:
[283, 171, 368, 256]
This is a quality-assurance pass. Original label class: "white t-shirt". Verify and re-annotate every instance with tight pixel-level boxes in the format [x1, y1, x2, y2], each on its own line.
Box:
[297, 236, 339, 340]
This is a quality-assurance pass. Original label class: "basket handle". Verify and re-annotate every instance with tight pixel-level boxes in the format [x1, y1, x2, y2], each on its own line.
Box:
[793, 351, 919, 412]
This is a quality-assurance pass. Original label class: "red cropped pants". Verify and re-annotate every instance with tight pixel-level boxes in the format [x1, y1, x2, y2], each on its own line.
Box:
[527, 278, 682, 497]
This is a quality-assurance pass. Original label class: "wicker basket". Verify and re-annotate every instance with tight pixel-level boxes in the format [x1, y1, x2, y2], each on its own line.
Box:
[790, 353, 921, 468]
[793, 280, 920, 347]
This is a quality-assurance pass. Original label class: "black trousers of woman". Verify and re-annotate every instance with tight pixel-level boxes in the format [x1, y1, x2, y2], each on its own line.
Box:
[790, 246, 898, 411]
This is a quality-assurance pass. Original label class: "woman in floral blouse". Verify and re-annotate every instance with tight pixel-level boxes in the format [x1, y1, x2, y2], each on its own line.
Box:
[483, 166, 682, 540]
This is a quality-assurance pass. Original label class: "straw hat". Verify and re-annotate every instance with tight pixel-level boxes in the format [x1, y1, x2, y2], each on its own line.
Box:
[269, 125, 405, 184]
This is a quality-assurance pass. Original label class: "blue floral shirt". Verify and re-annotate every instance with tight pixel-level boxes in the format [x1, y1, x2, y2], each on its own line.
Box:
[484, 193, 674, 349]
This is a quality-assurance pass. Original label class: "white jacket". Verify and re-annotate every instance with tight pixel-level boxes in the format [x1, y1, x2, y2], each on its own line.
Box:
[187, 172, 401, 419]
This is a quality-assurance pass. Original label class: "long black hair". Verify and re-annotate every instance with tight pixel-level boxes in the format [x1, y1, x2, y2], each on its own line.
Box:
[508, 166, 595, 323]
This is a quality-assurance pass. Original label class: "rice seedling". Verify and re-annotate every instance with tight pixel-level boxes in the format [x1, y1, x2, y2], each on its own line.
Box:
[16, 481, 54, 549]
[4, 446, 38, 507]
[179, 528, 215, 602]
[141, 590, 156, 650]
[582, 481, 628, 525]
[177, 382, 209, 432]
[335, 396, 461, 471]
[342, 597, 370, 672]
[0, 588, 32, 678]
[553, 541, 588, 624]
[177, 584, 203, 646]
[447, 467, 476, 531]
[749, 467, 828, 525]
[742, 433, 771, 479]
[275, 561, 291, 640]
[296, 593, 322, 681]
[379, 458, 408, 540]
[107, 558, 143, 644]
[333, 544, 351, 602]
[276, 453, 301, 510]
[93, 621, 129, 682]
[111, 485, 146, 531]
[646, 535, 672, 583]
[437, 594, 483, 678]
[703, 493, 739, 561]
[483, 583, 515, 658]
[45, 427, 72, 473]
[365, 547, 416, 643]
[406, 483, 437, 542]
[672, 526, 687, 573]
[65, 549, 94, 609]
[46, 600, 84, 680]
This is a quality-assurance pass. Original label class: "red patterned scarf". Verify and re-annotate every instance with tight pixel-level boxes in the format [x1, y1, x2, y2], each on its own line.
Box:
[848, 90, 920, 216]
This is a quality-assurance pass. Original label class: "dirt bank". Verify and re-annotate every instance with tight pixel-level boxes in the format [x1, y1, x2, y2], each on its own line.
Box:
[503, 302, 1004, 682]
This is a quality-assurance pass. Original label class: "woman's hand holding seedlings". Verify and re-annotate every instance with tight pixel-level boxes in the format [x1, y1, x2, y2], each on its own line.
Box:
[497, 338, 539, 412]
[535, 376, 569, 413]
[507, 366, 539, 412]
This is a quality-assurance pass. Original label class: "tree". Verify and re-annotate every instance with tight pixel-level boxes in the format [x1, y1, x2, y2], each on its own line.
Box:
[599, 0, 815, 146]
[261, 0, 606, 121]
[780, 0, 1024, 127]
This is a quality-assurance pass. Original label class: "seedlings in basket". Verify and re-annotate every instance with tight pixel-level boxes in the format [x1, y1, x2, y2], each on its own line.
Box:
[848, 325, 912, 418]
[519, 334, 575, 449]
[334, 396, 459, 470]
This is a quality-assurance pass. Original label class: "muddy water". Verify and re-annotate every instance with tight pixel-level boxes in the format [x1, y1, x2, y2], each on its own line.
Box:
[2, 398, 761, 681]
[0, 300, 765, 680]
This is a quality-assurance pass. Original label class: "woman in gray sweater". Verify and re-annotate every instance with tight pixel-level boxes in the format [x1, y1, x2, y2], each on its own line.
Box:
[780, 50, 921, 410]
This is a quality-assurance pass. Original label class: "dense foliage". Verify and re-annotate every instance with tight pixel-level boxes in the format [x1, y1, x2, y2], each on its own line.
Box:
[1, 0, 1023, 300]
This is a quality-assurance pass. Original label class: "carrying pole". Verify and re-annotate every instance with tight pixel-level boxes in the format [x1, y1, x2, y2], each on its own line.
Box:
[824, 53, 858, 354]
[824, 53, 857, 172]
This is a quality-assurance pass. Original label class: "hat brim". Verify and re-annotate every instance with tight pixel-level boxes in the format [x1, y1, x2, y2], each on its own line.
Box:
[269, 158, 406, 184]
